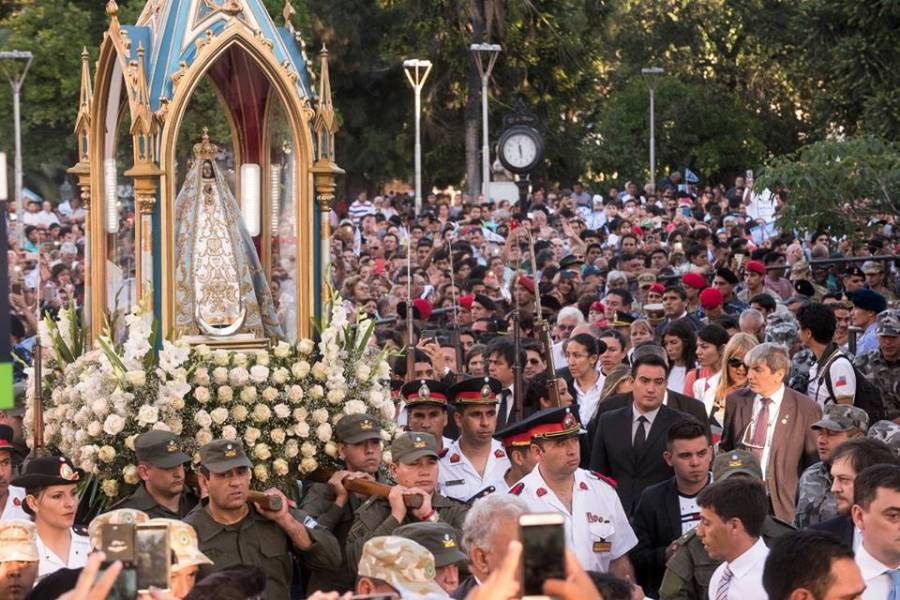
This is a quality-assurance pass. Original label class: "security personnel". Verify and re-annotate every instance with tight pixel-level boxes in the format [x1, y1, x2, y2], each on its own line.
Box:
[659, 449, 795, 600]
[0, 425, 27, 521]
[402, 379, 454, 455]
[109, 430, 197, 519]
[300, 413, 384, 594]
[184, 439, 341, 599]
[345, 432, 469, 576]
[493, 414, 541, 494]
[439, 377, 510, 502]
[510, 406, 637, 580]
[394, 521, 468, 595]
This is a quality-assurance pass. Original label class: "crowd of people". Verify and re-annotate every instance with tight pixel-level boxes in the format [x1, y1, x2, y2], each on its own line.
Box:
[1, 172, 899, 599]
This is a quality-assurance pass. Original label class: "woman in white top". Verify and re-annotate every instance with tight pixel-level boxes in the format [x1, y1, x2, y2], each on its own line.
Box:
[687, 324, 731, 401]
[12, 455, 90, 581]
[565, 333, 606, 426]
[662, 319, 697, 395]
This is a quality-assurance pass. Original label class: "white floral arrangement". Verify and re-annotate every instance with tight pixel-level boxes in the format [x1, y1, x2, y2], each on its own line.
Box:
[26, 297, 396, 500]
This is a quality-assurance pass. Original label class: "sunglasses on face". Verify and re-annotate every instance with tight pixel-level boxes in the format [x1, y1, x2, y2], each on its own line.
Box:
[727, 358, 747, 369]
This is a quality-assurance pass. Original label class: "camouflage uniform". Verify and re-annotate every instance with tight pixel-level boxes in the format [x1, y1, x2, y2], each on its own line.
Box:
[868, 420, 900, 457]
[357, 536, 449, 597]
[854, 309, 900, 419]
[794, 405, 869, 529]
[789, 349, 817, 394]
[658, 450, 796, 600]
[763, 311, 813, 393]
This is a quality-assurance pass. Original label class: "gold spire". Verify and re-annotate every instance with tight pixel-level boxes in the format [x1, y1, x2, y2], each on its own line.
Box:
[193, 128, 218, 161]
[283, 0, 296, 28]
[106, 0, 119, 19]
[73, 48, 92, 139]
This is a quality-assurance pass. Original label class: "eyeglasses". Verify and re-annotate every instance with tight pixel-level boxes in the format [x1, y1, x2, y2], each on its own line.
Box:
[727, 357, 747, 369]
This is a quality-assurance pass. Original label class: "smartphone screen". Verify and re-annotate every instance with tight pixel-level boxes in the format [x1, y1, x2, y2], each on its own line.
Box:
[100, 565, 137, 600]
[135, 524, 170, 592]
[520, 513, 566, 598]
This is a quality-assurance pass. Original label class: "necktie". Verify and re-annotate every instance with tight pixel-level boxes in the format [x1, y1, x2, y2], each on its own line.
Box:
[497, 390, 510, 428]
[633, 416, 648, 453]
[888, 569, 900, 600]
[750, 397, 772, 459]
[715, 565, 733, 600]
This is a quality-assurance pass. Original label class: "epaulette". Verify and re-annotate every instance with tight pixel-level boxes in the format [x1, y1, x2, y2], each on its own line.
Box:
[438, 448, 449, 459]
[588, 470, 617, 488]
[509, 482, 525, 496]
[675, 529, 697, 546]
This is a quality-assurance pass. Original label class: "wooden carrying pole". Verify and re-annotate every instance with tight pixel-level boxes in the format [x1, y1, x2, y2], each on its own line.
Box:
[308, 468, 423, 508]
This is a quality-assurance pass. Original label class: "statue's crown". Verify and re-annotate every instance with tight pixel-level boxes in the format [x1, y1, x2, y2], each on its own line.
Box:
[193, 128, 218, 161]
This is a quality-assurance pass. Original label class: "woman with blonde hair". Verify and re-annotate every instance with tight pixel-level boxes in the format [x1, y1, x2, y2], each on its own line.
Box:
[708, 333, 759, 437]
[599, 363, 633, 403]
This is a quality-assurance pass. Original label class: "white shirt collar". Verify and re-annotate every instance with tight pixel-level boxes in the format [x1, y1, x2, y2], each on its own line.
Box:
[857, 541, 900, 582]
[728, 538, 768, 580]
[756, 384, 785, 405]
[632, 404, 661, 424]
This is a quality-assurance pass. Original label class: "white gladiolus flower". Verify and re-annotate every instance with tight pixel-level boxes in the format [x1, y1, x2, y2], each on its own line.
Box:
[240, 387, 257, 403]
[326, 389, 344, 405]
[298, 339, 315, 355]
[272, 368, 289, 385]
[253, 444, 272, 461]
[125, 370, 147, 388]
[301, 442, 317, 458]
[244, 427, 262, 445]
[285, 440, 299, 458]
[312, 408, 329, 425]
[273, 404, 291, 419]
[324, 441, 337, 458]
[212, 367, 229, 385]
[210, 407, 229, 425]
[316, 423, 333, 443]
[229, 367, 250, 387]
[288, 385, 304, 403]
[254, 464, 269, 482]
[87, 421, 103, 437]
[233, 352, 248, 368]
[101, 479, 119, 498]
[261, 387, 279, 403]
[291, 361, 310, 379]
[212, 349, 230, 366]
[195, 429, 213, 446]
[103, 414, 125, 436]
[159, 340, 191, 375]
[273, 458, 289, 476]
[194, 386, 211, 404]
[249, 365, 269, 384]
[274, 341, 291, 358]
[295, 421, 310, 438]
[217, 386, 234, 403]
[125, 434, 138, 451]
[192, 368, 210, 386]
[270, 428, 287, 445]
[231, 405, 249, 422]
[123, 465, 140, 485]
[255, 352, 269, 366]
[221, 425, 238, 440]
[309, 385, 324, 400]
[300, 457, 318, 473]
[355, 364, 371, 382]
[98, 445, 117, 463]
[194, 410, 212, 429]
[252, 404, 272, 422]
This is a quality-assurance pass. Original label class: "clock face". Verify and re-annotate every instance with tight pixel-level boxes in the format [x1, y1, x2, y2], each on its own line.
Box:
[502, 133, 539, 169]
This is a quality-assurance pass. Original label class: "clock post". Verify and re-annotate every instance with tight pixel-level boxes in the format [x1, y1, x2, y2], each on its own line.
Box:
[496, 101, 545, 210]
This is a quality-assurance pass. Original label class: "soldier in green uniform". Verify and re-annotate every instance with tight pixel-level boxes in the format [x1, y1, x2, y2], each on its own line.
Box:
[183, 439, 341, 600]
[658, 450, 795, 600]
[108, 430, 197, 519]
[394, 521, 467, 595]
[854, 309, 900, 418]
[345, 431, 469, 577]
[299, 413, 384, 594]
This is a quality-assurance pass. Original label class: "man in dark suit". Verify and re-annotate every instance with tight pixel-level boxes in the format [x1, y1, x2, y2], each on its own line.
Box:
[630, 419, 713, 597]
[811, 437, 899, 548]
[654, 285, 703, 338]
[589, 351, 692, 513]
[720, 342, 822, 523]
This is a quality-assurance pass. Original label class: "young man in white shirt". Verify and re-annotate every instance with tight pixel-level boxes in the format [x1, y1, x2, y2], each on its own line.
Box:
[851, 464, 900, 600]
[798, 303, 856, 408]
[697, 476, 769, 600]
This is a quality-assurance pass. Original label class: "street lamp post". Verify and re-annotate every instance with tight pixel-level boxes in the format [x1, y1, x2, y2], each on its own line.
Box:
[403, 59, 432, 215]
[470, 43, 501, 201]
[641, 66, 663, 192]
[0, 50, 34, 244]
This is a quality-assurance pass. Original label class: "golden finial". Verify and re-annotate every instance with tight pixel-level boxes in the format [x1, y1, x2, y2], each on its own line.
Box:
[283, 0, 296, 27]
[192, 128, 218, 161]
[106, 0, 119, 17]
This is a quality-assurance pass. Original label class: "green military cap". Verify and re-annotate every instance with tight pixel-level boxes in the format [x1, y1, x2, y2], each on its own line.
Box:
[135, 430, 191, 469]
[198, 439, 252, 474]
[811, 404, 869, 433]
[358, 536, 446, 596]
[335, 413, 383, 444]
[390, 432, 438, 465]
[712, 449, 762, 482]
[877, 309, 900, 337]
[394, 522, 467, 568]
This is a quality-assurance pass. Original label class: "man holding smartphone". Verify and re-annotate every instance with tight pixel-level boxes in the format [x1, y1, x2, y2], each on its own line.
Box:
[510, 406, 637, 580]
[185, 439, 341, 599]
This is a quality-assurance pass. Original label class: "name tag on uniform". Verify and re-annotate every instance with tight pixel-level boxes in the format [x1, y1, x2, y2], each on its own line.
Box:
[445, 479, 464, 486]
[593, 541, 612, 553]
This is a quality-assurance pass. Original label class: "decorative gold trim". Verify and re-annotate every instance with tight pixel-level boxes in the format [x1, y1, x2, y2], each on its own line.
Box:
[158, 27, 316, 340]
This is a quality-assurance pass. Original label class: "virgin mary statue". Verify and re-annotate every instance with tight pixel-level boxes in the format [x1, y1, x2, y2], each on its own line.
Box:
[173, 129, 283, 338]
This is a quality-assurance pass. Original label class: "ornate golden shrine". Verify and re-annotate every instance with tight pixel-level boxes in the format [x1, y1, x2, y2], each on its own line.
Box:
[69, 0, 342, 343]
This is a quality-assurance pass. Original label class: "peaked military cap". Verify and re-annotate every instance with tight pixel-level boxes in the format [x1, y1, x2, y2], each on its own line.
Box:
[401, 379, 450, 410]
[198, 439, 252, 474]
[135, 430, 190, 469]
[335, 413, 383, 444]
[449, 376, 502, 407]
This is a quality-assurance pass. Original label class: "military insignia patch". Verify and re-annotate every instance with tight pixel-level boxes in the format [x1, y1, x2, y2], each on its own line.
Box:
[536, 487, 548, 497]
[579, 481, 589, 490]
[494, 449, 505, 458]
[224, 443, 237, 458]
[509, 482, 525, 496]
[450, 453, 460, 463]
[167, 440, 178, 453]
[413, 436, 426, 449]
[442, 533, 456, 548]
